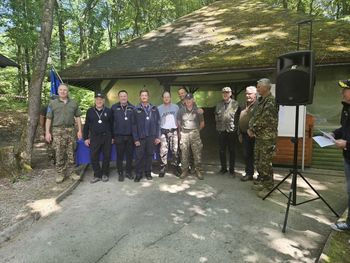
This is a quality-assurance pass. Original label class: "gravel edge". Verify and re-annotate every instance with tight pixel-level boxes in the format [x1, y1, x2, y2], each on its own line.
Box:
[0, 164, 89, 245]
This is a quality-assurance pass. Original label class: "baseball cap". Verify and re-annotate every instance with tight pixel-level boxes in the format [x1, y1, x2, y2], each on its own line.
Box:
[339, 79, 350, 89]
[95, 93, 105, 98]
[257, 78, 271, 86]
[184, 93, 194, 100]
[222, 87, 232, 93]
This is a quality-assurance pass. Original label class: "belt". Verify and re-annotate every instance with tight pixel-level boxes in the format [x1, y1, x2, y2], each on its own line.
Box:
[91, 132, 111, 136]
[181, 128, 198, 133]
[53, 125, 74, 129]
[161, 128, 177, 134]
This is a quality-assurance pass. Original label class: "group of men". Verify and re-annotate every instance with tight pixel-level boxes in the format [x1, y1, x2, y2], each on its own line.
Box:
[44, 78, 278, 199]
[45, 84, 205, 185]
[44, 78, 350, 232]
[215, 78, 278, 198]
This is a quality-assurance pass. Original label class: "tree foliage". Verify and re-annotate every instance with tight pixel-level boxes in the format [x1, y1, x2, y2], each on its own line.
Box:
[0, 0, 349, 100]
[0, 0, 216, 98]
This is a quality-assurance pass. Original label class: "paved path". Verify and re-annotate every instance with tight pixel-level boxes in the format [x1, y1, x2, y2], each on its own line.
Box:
[0, 165, 347, 263]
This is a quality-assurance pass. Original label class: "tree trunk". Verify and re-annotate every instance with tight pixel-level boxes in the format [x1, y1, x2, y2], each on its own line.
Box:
[282, 0, 288, 9]
[297, 0, 302, 12]
[22, 0, 56, 166]
[25, 47, 31, 90]
[309, 0, 314, 15]
[16, 44, 25, 95]
[57, 1, 67, 69]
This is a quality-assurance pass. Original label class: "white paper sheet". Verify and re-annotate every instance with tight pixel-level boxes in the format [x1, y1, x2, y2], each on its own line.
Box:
[313, 136, 335, 148]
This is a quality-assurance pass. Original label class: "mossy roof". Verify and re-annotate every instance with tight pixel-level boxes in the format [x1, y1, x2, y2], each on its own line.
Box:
[0, 54, 19, 68]
[60, 0, 350, 83]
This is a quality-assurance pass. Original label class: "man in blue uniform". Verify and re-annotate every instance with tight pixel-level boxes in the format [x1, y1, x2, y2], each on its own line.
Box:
[83, 93, 113, 183]
[111, 90, 135, 181]
[132, 89, 161, 182]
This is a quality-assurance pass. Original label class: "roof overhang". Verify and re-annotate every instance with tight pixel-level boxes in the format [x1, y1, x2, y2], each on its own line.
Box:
[63, 62, 350, 90]
[0, 54, 19, 68]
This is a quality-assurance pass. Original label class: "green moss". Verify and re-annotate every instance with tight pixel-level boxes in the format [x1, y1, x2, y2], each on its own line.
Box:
[322, 230, 350, 263]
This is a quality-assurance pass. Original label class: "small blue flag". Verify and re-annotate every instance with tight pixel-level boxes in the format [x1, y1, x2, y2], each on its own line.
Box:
[50, 69, 61, 96]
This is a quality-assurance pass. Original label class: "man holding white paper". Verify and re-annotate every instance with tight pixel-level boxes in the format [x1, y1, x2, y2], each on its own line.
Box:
[330, 79, 350, 232]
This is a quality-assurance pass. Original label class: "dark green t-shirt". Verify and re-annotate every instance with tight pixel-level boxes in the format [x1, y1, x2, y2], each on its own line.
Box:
[46, 98, 81, 127]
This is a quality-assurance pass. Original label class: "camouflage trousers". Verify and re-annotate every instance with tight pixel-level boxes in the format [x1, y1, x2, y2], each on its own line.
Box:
[46, 142, 55, 163]
[52, 127, 76, 175]
[180, 129, 203, 172]
[254, 138, 275, 185]
[160, 129, 179, 167]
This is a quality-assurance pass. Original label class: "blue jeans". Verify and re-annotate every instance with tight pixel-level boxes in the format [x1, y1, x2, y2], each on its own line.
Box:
[343, 159, 350, 224]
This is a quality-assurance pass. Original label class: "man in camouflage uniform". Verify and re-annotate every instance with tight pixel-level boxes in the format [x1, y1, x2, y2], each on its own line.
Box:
[177, 93, 205, 180]
[248, 78, 278, 198]
[45, 84, 83, 183]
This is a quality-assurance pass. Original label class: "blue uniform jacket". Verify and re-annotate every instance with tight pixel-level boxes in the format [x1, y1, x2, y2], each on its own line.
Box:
[132, 103, 160, 141]
[111, 102, 134, 136]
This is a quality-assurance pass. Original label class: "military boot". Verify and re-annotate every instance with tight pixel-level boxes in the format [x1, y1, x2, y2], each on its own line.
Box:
[159, 166, 166, 178]
[195, 169, 204, 180]
[55, 174, 65, 184]
[251, 182, 265, 191]
[180, 170, 189, 179]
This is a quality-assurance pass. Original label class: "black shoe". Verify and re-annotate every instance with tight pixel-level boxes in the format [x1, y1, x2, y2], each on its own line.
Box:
[118, 173, 125, 182]
[102, 175, 109, 182]
[240, 175, 253, 182]
[219, 168, 228, 174]
[90, 177, 101, 184]
[146, 173, 153, 180]
[159, 166, 165, 178]
[229, 170, 237, 178]
[134, 175, 142, 182]
[126, 172, 134, 180]
[175, 166, 181, 177]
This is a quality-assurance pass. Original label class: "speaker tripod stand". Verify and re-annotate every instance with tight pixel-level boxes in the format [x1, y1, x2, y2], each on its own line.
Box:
[263, 105, 339, 232]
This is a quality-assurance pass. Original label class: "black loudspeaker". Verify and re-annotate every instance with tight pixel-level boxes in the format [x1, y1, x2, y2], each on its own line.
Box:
[276, 50, 315, 105]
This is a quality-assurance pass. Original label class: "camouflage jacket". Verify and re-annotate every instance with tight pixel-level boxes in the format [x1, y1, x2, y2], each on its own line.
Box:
[249, 93, 278, 140]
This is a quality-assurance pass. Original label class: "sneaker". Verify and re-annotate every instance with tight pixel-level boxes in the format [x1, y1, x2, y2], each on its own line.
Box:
[90, 177, 101, 184]
[330, 222, 350, 232]
[240, 175, 253, 182]
[55, 175, 65, 184]
[180, 170, 188, 179]
[70, 172, 81, 181]
[196, 170, 204, 180]
[159, 166, 166, 178]
[102, 175, 109, 182]
[219, 168, 228, 174]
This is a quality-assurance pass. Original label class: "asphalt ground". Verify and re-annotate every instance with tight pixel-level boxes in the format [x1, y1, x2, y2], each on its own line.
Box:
[0, 164, 347, 263]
